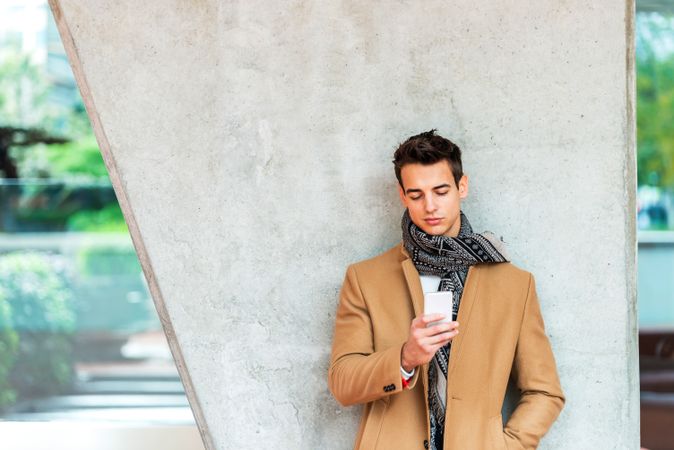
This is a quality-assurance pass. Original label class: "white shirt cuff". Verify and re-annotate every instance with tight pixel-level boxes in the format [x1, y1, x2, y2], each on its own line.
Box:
[400, 365, 415, 380]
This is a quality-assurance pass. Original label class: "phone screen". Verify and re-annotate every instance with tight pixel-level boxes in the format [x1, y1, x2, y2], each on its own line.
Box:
[423, 291, 453, 327]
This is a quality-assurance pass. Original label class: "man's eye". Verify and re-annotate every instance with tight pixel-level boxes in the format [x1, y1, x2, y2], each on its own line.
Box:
[411, 196, 422, 201]
[436, 191, 449, 196]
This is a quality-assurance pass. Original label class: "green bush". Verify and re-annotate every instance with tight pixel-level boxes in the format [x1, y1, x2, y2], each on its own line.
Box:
[66, 203, 128, 232]
[0, 251, 76, 400]
[43, 134, 109, 179]
[0, 293, 19, 412]
[76, 242, 141, 277]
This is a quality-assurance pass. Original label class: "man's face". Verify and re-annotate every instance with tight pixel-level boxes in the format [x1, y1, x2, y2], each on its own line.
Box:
[398, 160, 468, 237]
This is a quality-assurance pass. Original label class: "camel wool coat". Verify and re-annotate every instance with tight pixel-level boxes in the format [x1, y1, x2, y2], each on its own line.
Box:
[328, 243, 565, 450]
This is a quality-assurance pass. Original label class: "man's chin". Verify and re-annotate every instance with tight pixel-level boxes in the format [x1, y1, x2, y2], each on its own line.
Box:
[418, 223, 449, 236]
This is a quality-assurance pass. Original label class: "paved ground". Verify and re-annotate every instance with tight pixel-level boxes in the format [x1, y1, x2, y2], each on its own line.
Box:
[0, 422, 204, 450]
[0, 331, 206, 449]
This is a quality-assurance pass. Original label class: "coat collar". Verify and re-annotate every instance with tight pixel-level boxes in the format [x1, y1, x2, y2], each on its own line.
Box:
[398, 242, 482, 381]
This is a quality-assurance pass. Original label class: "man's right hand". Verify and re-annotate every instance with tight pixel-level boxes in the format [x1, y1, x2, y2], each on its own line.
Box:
[401, 314, 459, 372]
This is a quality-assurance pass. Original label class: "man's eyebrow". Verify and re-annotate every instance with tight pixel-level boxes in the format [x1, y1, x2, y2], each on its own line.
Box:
[405, 184, 451, 195]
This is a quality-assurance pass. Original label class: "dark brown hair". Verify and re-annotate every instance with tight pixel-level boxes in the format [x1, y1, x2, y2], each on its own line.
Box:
[392, 129, 463, 188]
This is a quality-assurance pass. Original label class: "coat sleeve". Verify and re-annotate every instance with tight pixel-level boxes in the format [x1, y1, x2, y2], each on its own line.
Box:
[503, 273, 565, 449]
[328, 264, 419, 407]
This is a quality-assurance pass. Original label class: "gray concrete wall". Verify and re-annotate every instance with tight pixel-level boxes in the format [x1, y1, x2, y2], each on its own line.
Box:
[50, 1, 638, 448]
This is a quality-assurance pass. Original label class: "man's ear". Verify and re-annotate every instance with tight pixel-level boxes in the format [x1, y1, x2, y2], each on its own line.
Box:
[458, 175, 468, 199]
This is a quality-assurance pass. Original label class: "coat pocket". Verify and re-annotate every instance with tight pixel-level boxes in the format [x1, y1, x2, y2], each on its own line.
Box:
[357, 399, 388, 450]
[488, 415, 508, 450]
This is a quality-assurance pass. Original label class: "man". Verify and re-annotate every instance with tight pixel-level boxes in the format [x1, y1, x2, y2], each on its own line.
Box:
[327, 130, 564, 450]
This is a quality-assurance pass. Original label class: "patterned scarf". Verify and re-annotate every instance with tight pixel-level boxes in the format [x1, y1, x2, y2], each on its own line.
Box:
[401, 209, 508, 450]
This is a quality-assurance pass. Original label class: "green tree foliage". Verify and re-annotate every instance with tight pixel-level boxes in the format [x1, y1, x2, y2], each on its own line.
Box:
[0, 45, 125, 232]
[0, 41, 89, 139]
[43, 134, 108, 179]
[1, 43, 105, 180]
[637, 13, 674, 188]
[0, 44, 49, 129]
[66, 203, 128, 232]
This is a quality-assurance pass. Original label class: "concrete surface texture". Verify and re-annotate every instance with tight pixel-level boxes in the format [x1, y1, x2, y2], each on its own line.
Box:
[50, 0, 638, 448]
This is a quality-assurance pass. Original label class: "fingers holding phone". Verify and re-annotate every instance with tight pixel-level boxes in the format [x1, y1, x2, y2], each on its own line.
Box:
[401, 313, 459, 372]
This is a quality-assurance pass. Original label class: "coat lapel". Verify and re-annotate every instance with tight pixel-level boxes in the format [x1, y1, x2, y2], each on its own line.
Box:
[446, 265, 480, 380]
[401, 258, 424, 317]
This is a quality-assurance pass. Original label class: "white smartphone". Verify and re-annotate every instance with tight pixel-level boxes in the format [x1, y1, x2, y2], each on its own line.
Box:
[423, 291, 454, 327]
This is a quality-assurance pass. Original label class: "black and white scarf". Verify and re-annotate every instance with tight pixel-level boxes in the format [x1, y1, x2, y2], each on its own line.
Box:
[401, 209, 508, 450]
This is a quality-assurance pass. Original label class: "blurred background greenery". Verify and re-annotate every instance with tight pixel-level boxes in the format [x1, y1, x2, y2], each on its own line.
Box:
[637, 12, 674, 230]
[0, 2, 164, 419]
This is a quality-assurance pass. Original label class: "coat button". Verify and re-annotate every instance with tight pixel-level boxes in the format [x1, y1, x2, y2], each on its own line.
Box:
[423, 439, 429, 449]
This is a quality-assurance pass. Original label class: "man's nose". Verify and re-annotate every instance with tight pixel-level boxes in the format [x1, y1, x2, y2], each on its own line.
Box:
[424, 196, 437, 212]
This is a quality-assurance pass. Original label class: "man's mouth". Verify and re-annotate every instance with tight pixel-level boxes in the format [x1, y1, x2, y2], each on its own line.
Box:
[424, 217, 442, 225]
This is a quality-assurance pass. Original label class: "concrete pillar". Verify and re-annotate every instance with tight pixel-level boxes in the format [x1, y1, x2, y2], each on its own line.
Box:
[50, 1, 638, 448]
